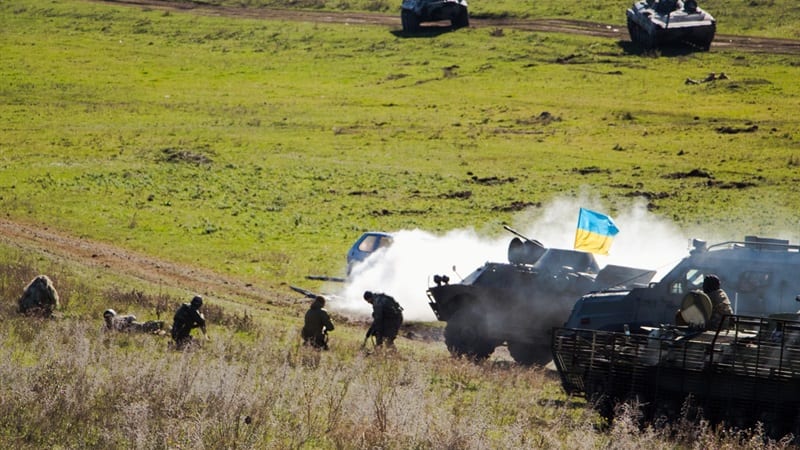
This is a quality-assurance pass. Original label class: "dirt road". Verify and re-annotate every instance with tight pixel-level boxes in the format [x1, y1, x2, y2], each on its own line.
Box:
[99, 0, 800, 55]
[0, 218, 279, 304]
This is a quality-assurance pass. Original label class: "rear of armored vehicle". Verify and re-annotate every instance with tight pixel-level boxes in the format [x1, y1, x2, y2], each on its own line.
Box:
[626, 0, 716, 50]
[553, 314, 800, 437]
[565, 236, 800, 333]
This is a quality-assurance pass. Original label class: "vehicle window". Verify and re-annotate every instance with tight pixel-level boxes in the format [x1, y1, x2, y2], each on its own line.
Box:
[669, 268, 705, 295]
[737, 271, 772, 293]
[358, 235, 378, 252]
[377, 237, 393, 249]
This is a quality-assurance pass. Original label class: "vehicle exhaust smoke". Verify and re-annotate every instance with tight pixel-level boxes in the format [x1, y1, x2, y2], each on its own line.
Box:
[330, 197, 694, 322]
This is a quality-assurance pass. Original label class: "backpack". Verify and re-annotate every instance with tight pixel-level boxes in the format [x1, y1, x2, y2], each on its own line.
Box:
[380, 294, 404, 325]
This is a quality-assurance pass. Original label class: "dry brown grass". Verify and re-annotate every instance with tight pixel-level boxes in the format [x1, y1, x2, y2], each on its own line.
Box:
[1, 253, 796, 449]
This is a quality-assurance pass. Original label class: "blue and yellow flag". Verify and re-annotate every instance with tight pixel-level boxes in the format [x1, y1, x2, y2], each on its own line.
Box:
[574, 208, 619, 255]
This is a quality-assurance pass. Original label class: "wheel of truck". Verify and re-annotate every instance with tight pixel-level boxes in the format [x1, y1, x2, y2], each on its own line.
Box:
[401, 9, 420, 32]
[451, 7, 469, 29]
[508, 340, 549, 366]
[444, 307, 496, 361]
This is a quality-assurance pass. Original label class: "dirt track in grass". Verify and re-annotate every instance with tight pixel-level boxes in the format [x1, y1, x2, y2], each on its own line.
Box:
[97, 0, 800, 55]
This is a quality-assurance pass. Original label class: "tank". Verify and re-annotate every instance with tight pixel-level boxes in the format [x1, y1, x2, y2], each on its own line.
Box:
[565, 236, 800, 333]
[401, 0, 469, 32]
[426, 226, 655, 365]
[552, 314, 800, 438]
[626, 0, 716, 50]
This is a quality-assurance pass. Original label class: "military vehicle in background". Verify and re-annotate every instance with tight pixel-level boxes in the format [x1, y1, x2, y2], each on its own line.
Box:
[565, 236, 800, 333]
[401, 0, 469, 32]
[626, 0, 716, 50]
[552, 313, 800, 438]
[426, 226, 655, 365]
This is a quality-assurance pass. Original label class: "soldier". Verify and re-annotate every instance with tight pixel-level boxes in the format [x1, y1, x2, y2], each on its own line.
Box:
[363, 291, 404, 348]
[103, 309, 165, 333]
[703, 274, 733, 330]
[301, 296, 335, 350]
[18, 275, 59, 317]
[171, 295, 207, 349]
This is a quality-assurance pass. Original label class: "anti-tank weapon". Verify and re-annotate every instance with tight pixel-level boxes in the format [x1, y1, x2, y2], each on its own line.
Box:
[290, 285, 319, 299]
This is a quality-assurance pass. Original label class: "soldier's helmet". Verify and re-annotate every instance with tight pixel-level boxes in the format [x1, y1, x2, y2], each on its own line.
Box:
[103, 309, 117, 318]
[191, 295, 203, 308]
[363, 291, 374, 302]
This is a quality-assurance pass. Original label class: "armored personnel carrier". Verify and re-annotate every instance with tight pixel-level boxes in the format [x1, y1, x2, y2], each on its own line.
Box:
[426, 227, 655, 365]
[565, 236, 800, 333]
[626, 0, 716, 50]
[401, 0, 469, 32]
[552, 314, 800, 438]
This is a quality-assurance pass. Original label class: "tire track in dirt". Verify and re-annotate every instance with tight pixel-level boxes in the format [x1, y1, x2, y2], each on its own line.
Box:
[0, 218, 282, 306]
[97, 0, 800, 55]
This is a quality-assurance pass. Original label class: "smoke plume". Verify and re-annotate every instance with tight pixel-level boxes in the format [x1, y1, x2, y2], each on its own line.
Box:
[329, 197, 694, 322]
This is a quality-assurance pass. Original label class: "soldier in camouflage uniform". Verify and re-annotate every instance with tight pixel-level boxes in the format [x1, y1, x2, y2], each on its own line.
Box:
[18, 275, 59, 317]
[171, 295, 207, 349]
[103, 309, 164, 333]
[363, 291, 404, 348]
[301, 296, 335, 350]
[703, 274, 733, 330]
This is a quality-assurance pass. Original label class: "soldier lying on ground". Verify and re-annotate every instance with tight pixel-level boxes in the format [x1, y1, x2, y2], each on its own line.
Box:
[18, 274, 60, 317]
[103, 309, 165, 334]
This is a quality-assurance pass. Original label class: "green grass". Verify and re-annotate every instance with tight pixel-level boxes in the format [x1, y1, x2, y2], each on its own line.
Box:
[2, 1, 799, 287]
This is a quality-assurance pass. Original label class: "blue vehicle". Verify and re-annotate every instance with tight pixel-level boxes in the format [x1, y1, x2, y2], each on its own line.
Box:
[346, 232, 393, 275]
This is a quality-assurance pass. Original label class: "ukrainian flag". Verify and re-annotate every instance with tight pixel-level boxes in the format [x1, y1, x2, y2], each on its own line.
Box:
[574, 208, 619, 255]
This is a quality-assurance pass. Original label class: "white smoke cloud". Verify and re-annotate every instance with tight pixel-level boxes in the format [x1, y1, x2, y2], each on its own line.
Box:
[327, 196, 695, 322]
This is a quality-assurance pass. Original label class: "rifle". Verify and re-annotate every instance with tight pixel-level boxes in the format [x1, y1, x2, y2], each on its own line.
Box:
[362, 325, 375, 348]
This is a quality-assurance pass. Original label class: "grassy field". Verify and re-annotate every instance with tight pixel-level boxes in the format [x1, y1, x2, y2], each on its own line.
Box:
[3, 0, 799, 286]
[1, 0, 800, 447]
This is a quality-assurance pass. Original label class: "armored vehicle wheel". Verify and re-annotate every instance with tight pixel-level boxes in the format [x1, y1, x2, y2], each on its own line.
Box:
[508, 341, 548, 365]
[401, 9, 420, 32]
[451, 7, 469, 29]
[444, 307, 496, 360]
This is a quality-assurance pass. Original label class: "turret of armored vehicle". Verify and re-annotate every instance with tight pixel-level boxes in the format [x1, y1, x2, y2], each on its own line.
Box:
[401, 0, 469, 33]
[626, 0, 716, 50]
[552, 314, 800, 438]
[426, 226, 655, 365]
[565, 236, 800, 333]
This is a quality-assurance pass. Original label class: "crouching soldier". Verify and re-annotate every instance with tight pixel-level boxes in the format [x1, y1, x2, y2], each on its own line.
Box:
[18, 275, 60, 318]
[103, 309, 165, 333]
[363, 291, 404, 348]
[301, 295, 335, 350]
[171, 295, 207, 350]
